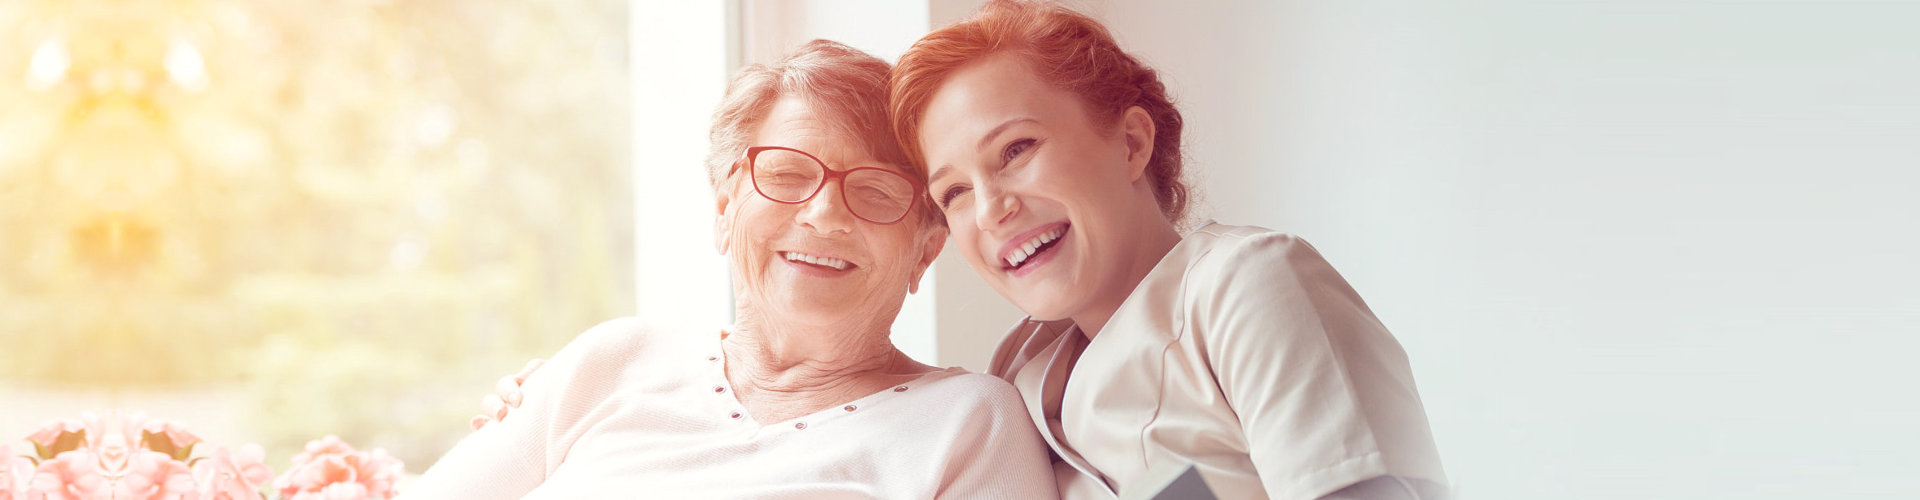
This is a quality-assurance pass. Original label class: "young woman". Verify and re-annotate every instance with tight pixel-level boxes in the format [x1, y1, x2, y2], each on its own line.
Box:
[885, 1, 1449, 499]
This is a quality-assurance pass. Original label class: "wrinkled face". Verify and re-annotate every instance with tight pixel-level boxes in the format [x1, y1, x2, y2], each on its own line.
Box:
[917, 53, 1155, 321]
[717, 96, 943, 328]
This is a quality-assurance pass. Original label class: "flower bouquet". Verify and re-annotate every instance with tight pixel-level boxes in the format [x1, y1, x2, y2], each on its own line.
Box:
[3, 412, 403, 500]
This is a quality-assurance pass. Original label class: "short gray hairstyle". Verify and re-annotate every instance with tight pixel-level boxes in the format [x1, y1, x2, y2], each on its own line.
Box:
[704, 40, 938, 225]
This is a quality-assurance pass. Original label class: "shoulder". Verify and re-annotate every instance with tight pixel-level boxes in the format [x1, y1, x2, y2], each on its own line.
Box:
[545, 317, 689, 375]
[891, 370, 1044, 458]
[1182, 222, 1328, 280]
[925, 370, 1023, 401]
[1177, 222, 1353, 305]
[1176, 223, 1385, 344]
[560, 317, 656, 355]
[521, 318, 699, 419]
[908, 370, 1030, 420]
[890, 372, 1056, 498]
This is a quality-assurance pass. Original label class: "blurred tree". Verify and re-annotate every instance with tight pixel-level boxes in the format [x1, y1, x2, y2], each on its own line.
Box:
[0, 0, 632, 468]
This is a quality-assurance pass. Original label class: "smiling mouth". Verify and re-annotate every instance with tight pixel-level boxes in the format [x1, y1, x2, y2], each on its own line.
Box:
[1004, 225, 1066, 270]
[780, 251, 855, 271]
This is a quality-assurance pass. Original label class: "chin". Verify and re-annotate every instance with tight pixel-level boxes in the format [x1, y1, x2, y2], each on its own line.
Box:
[983, 271, 1072, 321]
[1005, 291, 1074, 322]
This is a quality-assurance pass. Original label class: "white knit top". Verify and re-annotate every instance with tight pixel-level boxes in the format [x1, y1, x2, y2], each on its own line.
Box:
[402, 318, 1059, 499]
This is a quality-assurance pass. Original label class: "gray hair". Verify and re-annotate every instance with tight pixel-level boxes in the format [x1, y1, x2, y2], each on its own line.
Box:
[710, 40, 940, 225]
[705, 40, 938, 225]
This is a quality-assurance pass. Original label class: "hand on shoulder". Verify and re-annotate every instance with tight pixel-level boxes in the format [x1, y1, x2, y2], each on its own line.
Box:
[468, 317, 657, 430]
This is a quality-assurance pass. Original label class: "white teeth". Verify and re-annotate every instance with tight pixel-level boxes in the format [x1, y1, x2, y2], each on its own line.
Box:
[1004, 228, 1065, 268]
[783, 252, 848, 270]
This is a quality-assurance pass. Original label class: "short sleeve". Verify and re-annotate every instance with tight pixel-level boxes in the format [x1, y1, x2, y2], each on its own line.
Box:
[400, 318, 651, 499]
[1192, 234, 1445, 500]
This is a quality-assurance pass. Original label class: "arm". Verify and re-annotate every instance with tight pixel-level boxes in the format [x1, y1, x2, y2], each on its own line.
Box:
[1196, 235, 1446, 500]
[402, 318, 643, 499]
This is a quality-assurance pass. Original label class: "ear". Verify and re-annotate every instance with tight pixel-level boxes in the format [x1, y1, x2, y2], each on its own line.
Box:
[907, 225, 947, 294]
[713, 188, 734, 255]
[1119, 105, 1156, 182]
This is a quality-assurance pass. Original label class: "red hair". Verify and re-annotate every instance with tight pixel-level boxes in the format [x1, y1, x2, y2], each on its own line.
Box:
[890, 0, 1190, 222]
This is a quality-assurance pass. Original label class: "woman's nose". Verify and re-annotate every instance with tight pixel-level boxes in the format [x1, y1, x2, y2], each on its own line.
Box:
[974, 184, 1019, 231]
[795, 180, 855, 234]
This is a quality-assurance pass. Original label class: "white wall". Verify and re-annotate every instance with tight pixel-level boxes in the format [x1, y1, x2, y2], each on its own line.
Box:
[630, 2, 733, 331]
[741, 0, 931, 66]
[1083, 0, 1920, 498]
[699, 1, 1920, 496]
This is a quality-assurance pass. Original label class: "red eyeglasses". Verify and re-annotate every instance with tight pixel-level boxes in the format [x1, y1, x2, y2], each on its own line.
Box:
[730, 146, 924, 225]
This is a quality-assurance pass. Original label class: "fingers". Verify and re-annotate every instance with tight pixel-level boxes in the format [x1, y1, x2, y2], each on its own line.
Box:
[500, 358, 544, 407]
[473, 392, 508, 431]
[496, 374, 524, 407]
[482, 394, 508, 422]
[472, 359, 541, 432]
[474, 358, 545, 432]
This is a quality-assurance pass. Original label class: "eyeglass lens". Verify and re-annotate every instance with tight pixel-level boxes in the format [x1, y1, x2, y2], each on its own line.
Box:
[752, 148, 914, 223]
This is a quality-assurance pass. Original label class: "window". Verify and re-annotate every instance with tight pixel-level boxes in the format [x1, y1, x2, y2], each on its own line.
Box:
[0, 0, 633, 468]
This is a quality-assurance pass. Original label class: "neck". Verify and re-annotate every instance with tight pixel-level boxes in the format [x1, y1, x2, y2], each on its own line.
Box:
[722, 306, 929, 421]
[724, 321, 903, 390]
[1071, 215, 1183, 340]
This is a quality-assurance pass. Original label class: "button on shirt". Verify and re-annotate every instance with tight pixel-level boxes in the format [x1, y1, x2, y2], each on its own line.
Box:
[406, 318, 1058, 499]
[986, 223, 1448, 500]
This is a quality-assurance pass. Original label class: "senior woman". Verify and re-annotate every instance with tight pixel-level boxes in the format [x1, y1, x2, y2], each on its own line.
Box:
[402, 40, 1056, 499]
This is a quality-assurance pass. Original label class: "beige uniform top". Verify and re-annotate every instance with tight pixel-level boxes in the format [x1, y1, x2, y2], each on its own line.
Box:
[986, 222, 1447, 500]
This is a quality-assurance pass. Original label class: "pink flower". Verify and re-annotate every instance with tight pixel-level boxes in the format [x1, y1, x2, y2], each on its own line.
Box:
[291, 482, 368, 500]
[77, 411, 145, 473]
[349, 449, 402, 497]
[25, 419, 85, 458]
[273, 436, 404, 500]
[288, 436, 355, 466]
[30, 449, 107, 500]
[1, 444, 36, 500]
[193, 444, 275, 500]
[27, 449, 195, 500]
[141, 421, 200, 448]
[116, 451, 196, 500]
[141, 420, 202, 460]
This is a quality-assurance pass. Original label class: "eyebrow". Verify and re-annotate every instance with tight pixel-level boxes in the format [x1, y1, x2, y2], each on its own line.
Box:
[929, 165, 954, 186]
[929, 118, 1038, 186]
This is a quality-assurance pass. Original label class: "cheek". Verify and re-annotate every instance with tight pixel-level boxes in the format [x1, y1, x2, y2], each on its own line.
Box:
[1053, 136, 1127, 177]
[880, 228, 928, 273]
[730, 216, 764, 252]
[730, 205, 786, 260]
[945, 218, 991, 265]
[1030, 159, 1120, 211]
